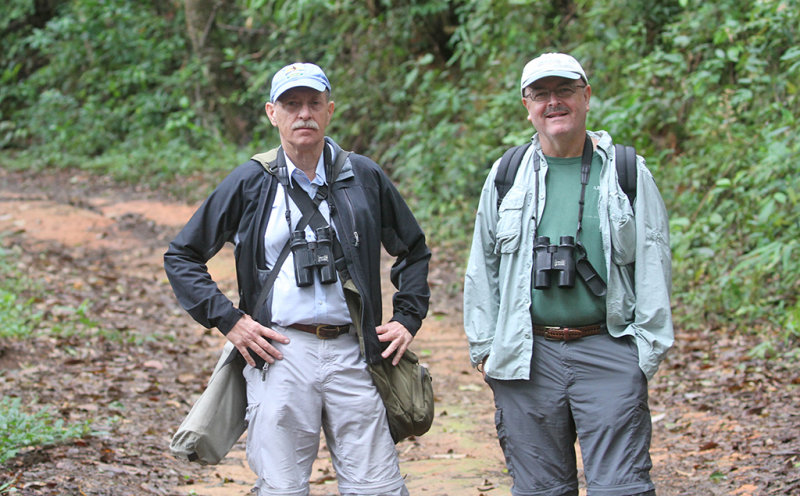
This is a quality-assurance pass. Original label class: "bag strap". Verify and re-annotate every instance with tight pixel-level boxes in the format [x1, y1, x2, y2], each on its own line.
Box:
[223, 197, 320, 368]
[252, 147, 351, 313]
[252, 200, 318, 314]
[224, 148, 348, 367]
[284, 179, 329, 229]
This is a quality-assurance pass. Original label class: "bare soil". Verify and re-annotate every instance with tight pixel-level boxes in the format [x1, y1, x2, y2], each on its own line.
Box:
[0, 166, 797, 496]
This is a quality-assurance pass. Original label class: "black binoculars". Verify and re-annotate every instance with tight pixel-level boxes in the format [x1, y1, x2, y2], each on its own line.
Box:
[533, 235, 607, 297]
[290, 226, 338, 287]
[533, 235, 576, 289]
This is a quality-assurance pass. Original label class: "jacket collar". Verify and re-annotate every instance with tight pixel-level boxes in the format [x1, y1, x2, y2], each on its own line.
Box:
[324, 136, 355, 182]
[529, 129, 614, 159]
[250, 136, 355, 183]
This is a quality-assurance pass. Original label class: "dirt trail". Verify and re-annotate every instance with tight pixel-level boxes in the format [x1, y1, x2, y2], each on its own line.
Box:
[1, 167, 797, 496]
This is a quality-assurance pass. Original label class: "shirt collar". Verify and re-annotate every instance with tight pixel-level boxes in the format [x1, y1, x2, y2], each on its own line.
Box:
[284, 147, 327, 189]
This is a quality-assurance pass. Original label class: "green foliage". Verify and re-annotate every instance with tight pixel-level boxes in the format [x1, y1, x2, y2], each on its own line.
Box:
[0, 290, 42, 339]
[0, 244, 42, 339]
[0, 396, 91, 464]
[0, 0, 233, 181]
[618, 0, 800, 338]
[1, 0, 798, 348]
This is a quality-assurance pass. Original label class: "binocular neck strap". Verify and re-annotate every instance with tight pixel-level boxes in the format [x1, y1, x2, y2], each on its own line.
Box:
[532, 133, 594, 242]
[278, 146, 347, 273]
[575, 134, 594, 244]
[277, 145, 332, 232]
[254, 146, 327, 316]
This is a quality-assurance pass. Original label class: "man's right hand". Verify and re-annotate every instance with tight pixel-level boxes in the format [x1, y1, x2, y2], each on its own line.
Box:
[477, 355, 488, 379]
[226, 314, 290, 368]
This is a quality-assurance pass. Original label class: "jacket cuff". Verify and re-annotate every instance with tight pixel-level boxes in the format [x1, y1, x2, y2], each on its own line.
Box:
[391, 313, 422, 336]
[218, 308, 245, 335]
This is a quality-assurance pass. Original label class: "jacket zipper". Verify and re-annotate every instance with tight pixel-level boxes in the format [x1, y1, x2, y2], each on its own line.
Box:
[335, 186, 372, 360]
[340, 188, 360, 247]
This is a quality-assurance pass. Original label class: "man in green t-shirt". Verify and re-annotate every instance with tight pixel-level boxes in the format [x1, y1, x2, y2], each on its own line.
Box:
[463, 53, 673, 496]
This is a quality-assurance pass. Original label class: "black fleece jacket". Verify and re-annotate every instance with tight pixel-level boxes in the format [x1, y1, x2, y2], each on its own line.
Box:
[164, 138, 431, 365]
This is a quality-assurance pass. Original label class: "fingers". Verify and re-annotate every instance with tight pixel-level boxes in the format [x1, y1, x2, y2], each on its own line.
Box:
[263, 325, 290, 344]
[376, 322, 413, 366]
[227, 315, 289, 368]
[477, 355, 489, 379]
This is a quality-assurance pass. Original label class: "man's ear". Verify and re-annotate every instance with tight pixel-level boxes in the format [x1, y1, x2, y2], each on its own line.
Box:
[584, 84, 592, 112]
[265, 102, 277, 126]
[522, 98, 534, 123]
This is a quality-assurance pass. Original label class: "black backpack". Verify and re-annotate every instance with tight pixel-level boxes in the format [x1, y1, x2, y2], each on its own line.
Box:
[494, 143, 637, 208]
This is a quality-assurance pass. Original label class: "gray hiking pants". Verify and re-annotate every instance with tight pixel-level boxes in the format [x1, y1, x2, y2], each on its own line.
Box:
[244, 326, 407, 496]
[485, 333, 656, 496]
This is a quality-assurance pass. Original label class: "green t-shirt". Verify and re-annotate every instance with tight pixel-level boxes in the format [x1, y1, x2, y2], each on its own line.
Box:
[531, 153, 607, 326]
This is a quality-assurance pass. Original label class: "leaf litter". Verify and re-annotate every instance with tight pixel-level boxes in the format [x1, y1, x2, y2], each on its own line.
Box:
[0, 167, 798, 496]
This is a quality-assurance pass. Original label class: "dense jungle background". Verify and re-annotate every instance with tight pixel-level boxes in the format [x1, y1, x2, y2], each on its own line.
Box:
[1, 1, 798, 495]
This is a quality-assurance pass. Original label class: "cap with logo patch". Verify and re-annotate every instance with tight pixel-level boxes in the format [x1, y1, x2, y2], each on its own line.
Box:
[270, 63, 331, 103]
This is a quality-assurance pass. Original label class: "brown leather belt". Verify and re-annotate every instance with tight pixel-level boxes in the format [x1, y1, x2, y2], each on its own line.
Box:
[533, 324, 607, 341]
[288, 323, 350, 339]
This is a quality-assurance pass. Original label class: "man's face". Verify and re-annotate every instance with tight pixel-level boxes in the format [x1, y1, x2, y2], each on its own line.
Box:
[522, 76, 591, 145]
[265, 87, 334, 150]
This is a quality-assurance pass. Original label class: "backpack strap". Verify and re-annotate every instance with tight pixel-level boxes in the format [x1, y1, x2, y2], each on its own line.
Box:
[494, 142, 638, 209]
[494, 143, 531, 209]
[614, 144, 637, 206]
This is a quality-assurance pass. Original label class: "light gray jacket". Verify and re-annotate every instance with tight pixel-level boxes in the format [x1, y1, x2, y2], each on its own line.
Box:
[463, 130, 673, 381]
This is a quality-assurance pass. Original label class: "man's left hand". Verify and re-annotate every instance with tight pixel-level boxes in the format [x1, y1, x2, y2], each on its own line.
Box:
[376, 321, 413, 366]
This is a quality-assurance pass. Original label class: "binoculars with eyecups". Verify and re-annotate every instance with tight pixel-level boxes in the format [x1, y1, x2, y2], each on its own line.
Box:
[290, 226, 338, 287]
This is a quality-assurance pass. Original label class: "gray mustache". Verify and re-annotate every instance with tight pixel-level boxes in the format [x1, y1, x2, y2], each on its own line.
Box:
[544, 106, 569, 117]
[292, 120, 319, 130]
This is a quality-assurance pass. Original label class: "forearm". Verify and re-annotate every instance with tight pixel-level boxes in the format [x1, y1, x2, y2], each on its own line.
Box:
[164, 244, 243, 332]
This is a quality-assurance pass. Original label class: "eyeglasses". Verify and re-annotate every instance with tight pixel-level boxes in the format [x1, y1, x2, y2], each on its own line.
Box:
[277, 98, 327, 113]
[524, 85, 586, 103]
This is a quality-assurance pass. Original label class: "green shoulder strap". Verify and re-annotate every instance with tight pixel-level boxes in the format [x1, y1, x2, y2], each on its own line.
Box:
[251, 146, 350, 180]
[251, 147, 280, 173]
[247, 146, 351, 322]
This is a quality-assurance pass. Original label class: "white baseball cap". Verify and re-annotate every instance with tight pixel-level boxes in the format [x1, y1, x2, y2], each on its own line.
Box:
[269, 63, 331, 102]
[520, 53, 588, 96]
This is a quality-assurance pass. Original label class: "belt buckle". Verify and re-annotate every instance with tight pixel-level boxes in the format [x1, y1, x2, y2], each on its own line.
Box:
[543, 326, 582, 341]
[315, 325, 338, 339]
[542, 326, 563, 341]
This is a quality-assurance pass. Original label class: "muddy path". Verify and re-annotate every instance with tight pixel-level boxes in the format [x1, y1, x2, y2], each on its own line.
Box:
[0, 166, 797, 495]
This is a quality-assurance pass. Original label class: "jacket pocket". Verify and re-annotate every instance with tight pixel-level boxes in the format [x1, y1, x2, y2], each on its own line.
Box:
[609, 194, 636, 265]
[495, 189, 527, 254]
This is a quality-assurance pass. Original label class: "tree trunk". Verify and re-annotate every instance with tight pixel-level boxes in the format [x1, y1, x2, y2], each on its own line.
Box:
[184, 0, 249, 144]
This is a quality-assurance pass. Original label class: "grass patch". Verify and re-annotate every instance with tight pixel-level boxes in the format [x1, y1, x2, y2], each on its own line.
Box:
[0, 397, 91, 464]
[0, 243, 42, 339]
[0, 289, 42, 339]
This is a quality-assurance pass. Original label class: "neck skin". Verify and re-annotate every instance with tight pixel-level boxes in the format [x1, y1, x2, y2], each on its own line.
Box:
[539, 129, 587, 157]
[282, 141, 324, 180]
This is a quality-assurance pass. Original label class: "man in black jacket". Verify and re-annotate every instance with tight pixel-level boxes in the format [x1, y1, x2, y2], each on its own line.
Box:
[164, 62, 430, 496]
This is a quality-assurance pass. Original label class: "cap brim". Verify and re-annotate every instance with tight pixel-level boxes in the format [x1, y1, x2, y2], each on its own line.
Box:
[521, 70, 583, 93]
